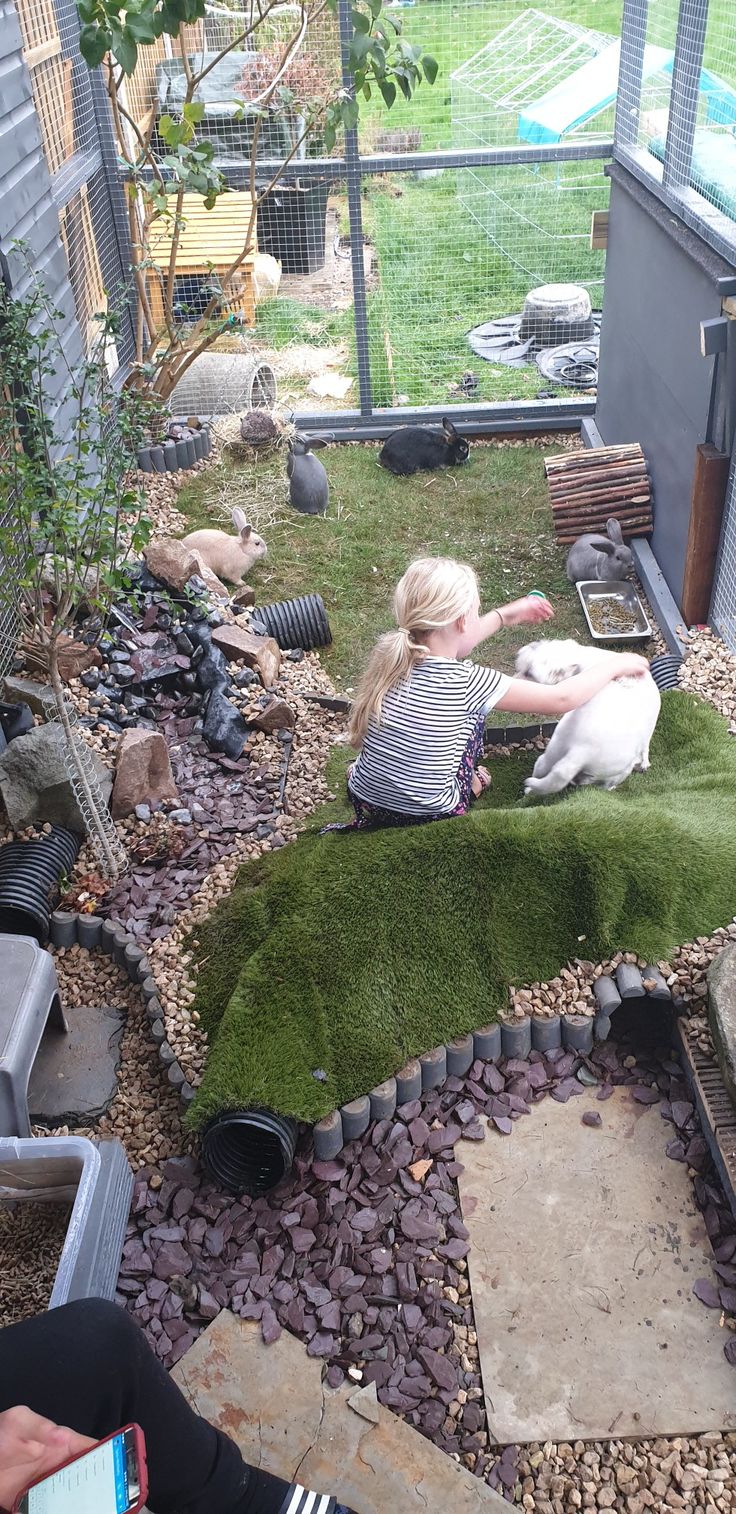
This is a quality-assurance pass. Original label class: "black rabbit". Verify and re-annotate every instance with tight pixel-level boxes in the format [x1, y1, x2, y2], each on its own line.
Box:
[378, 417, 470, 476]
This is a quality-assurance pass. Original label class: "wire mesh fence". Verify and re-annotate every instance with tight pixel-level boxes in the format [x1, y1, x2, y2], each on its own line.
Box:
[711, 451, 736, 653]
[616, 0, 736, 262]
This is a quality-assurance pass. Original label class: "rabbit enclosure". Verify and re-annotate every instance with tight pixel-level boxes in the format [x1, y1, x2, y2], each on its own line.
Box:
[175, 438, 594, 689]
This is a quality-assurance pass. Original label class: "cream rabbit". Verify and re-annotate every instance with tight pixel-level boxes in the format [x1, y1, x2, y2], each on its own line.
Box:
[181, 509, 267, 585]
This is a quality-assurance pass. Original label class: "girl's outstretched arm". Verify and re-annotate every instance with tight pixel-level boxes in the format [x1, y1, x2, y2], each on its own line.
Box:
[458, 595, 554, 656]
[496, 653, 650, 717]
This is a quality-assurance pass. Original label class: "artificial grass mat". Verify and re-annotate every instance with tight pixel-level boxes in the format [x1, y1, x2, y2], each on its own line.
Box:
[187, 691, 736, 1127]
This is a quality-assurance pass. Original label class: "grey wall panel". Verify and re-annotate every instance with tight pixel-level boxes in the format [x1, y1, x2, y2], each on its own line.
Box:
[596, 167, 735, 604]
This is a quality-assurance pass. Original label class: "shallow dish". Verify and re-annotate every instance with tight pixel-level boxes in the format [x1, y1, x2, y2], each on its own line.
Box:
[576, 580, 651, 642]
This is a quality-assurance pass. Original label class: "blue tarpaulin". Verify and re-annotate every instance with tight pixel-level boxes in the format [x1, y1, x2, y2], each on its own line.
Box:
[517, 41, 673, 144]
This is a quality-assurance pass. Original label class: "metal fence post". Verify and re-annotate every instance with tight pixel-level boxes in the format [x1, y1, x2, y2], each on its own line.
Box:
[662, 0, 709, 192]
[338, 0, 373, 418]
[614, 0, 649, 148]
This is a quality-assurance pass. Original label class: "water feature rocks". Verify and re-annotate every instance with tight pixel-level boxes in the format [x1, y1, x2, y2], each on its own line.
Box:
[202, 689, 249, 760]
[111, 729, 180, 820]
[0, 723, 112, 831]
[56, 637, 102, 683]
[212, 626, 281, 688]
[707, 944, 736, 1107]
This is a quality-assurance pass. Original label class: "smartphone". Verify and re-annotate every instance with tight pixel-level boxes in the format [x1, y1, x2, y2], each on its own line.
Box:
[12, 1424, 148, 1514]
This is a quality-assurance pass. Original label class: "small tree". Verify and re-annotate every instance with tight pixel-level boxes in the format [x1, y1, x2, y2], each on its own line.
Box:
[0, 274, 151, 876]
[76, 0, 437, 405]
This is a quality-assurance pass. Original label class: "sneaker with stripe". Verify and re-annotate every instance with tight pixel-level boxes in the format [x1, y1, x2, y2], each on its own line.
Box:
[277, 1487, 356, 1514]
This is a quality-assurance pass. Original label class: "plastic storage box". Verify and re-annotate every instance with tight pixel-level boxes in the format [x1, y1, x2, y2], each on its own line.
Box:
[0, 1135, 132, 1307]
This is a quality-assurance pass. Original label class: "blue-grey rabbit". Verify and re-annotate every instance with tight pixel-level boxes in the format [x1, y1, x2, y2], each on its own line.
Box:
[566, 517, 634, 583]
[287, 433, 331, 515]
[378, 417, 470, 476]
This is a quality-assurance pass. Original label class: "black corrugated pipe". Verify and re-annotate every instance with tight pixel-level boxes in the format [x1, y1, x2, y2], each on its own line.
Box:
[251, 594, 332, 651]
[0, 828, 81, 945]
[201, 1108, 299, 1196]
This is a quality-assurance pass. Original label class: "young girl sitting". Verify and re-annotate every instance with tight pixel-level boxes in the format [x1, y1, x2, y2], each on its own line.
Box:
[339, 556, 649, 830]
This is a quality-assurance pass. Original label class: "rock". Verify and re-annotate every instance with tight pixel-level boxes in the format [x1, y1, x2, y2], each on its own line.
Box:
[141, 541, 227, 599]
[196, 647, 229, 693]
[56, 637, 102, 683]
[202, 690, 249, 760]
[348, 1382, 381, 1424]
[144, 538, 199, 592]
[707, 944, 736, 1106]
[231, 585, 256, 608]
[2, 676, 49, 718]
[212, 625, 281, 687]
[169, 809, 193, 826]
[248, 697, 295, 734]
[0, 723, 112, 832]
[111, 729, 179, 820]
[188, 552, 229, 601]
[135, 803, 152, 823]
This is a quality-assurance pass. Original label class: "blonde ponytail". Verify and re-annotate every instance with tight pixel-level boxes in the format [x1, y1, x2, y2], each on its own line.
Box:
[348, 556, 479, 747]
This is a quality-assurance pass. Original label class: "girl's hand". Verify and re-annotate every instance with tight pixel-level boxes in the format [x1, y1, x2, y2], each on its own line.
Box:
[503, 596, 555, 626]
[0, 1406, 95, 1510]
[611, 653, 650, 679]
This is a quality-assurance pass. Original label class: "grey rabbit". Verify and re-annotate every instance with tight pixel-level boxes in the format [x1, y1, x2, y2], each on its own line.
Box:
[287, 433, 331, 515]
[565, 517, 635, 583]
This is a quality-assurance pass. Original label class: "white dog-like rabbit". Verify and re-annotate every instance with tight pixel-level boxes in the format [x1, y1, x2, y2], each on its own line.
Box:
[516, 638, 661, 796]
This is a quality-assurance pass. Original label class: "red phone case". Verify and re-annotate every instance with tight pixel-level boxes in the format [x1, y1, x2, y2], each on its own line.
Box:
[12, 1423, 148, 1513]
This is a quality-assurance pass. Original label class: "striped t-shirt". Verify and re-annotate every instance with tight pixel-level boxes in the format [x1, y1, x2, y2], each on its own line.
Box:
[349, 655, 511, 817]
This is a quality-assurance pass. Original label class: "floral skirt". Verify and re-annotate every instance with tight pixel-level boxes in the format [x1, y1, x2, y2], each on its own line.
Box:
[322, 716, 486, 833]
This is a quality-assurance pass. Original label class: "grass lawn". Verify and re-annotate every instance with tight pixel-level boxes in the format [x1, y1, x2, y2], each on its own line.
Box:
[175, 438, 595, 691]
[189, 690, 736, 1124]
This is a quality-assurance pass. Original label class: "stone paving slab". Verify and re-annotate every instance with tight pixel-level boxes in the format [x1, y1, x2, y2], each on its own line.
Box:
[459, 1086, 736, 1445]
[28, 1003, 124, 1124]
[172, 1309, 509, 1513]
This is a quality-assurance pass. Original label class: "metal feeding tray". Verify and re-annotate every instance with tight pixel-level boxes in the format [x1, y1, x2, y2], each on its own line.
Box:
[576, 580, 651, 642]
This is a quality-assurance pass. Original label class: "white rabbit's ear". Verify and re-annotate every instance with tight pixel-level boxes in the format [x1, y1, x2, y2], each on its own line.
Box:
[606, 517, 624, 544]
[232, 508, 251, 539]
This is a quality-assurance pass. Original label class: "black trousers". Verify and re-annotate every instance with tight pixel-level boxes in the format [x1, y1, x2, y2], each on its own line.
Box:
[0, 1299, 294, 1514]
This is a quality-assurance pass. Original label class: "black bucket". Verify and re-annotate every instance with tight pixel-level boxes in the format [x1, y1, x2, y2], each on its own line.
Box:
[0, 827, 81, 945]
[201, 1107, 299, 1196]
[650, 653, 683, 692]
[251, 593, 332, 652]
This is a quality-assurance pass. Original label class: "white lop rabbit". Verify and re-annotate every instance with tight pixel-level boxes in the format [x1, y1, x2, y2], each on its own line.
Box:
[516, 638, 661, 796]
[181, 509, 267, 585]
[566, 518, 634, 584]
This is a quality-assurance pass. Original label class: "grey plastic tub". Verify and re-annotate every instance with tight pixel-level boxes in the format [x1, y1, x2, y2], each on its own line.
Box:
[0, 1135, 132, 1306]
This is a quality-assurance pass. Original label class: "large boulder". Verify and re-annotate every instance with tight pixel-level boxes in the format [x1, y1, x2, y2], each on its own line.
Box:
[0, 723, 112, 832]
[111, 729, 179, 820]
[707, 944, 736, 1108]
[212, 624, 281, 687]
[3, 676, 50, 718]
[144, 538, 228, 599]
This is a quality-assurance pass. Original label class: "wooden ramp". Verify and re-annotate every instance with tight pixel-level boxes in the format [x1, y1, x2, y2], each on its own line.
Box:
[545, 444, 653, 544]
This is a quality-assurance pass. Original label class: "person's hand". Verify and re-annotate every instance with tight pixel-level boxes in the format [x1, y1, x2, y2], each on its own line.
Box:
[0, 1406, 96, 1511]
[610, 653, 650, 679]
[503, 596, 555, 627]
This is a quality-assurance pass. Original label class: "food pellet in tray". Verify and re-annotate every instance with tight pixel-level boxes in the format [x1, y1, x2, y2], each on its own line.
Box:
[0, 1201, 71, 1325]
[587, 598, 643, 636]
